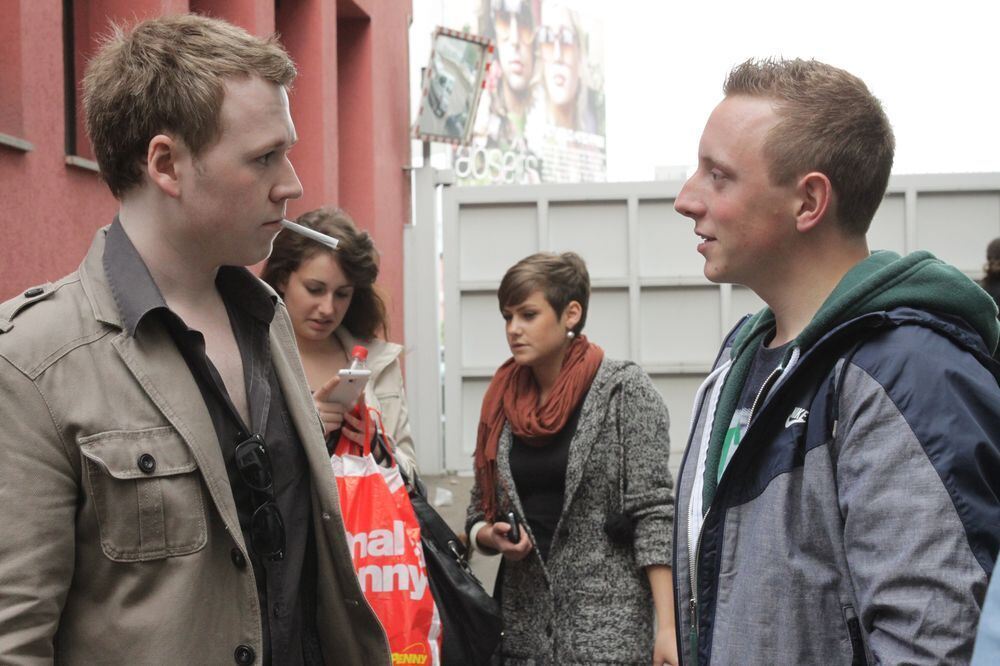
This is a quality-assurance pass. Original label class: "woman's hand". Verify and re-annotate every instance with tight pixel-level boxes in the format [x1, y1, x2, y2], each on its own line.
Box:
[646, 565, 679, 665]
[313, 375, 347, 436]
[341, 408, 369, 446]
[652, 624, 679, 666]
[476, 521, 533, 561]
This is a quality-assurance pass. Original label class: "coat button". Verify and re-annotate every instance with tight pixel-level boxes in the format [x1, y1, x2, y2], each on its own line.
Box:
[234, 645, 255, 664]
[136, 453, 156, 474]
[23, 287, 44, 298]
[545, 623, 553, 637]
[230, 548, 247, 569]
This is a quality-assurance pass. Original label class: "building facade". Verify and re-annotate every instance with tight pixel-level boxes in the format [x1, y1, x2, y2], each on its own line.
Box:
[0, 0, 413, 343]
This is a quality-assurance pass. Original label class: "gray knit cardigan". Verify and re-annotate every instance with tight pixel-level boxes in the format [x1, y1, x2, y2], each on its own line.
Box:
[465, 357, 674, 665]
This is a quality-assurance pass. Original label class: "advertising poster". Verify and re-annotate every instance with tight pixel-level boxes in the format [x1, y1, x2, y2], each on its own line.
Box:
[446, 0, 606, 185]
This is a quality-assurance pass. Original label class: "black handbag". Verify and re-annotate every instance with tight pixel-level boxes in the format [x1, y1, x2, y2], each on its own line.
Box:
[405, 473, 502, 665]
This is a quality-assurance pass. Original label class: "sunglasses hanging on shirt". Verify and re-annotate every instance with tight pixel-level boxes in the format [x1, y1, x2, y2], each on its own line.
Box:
[234, 434, 286, 561]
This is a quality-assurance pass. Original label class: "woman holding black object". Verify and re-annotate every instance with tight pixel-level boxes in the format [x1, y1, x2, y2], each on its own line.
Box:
[466, 252, 678, 664]
[261, 207, 416, 476]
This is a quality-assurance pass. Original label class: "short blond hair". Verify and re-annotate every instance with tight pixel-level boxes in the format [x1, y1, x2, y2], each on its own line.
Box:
[725, 58, 894, 235]
[83, 13, 296, 198]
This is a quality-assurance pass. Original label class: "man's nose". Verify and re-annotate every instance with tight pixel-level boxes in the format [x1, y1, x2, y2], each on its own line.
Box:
[674, 177, 703, 219]
[273, 157, 304, 203]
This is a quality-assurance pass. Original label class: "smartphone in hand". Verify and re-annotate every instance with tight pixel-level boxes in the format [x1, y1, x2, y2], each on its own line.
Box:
[505, 511, 521, 543]
[325, 367, 372, 407]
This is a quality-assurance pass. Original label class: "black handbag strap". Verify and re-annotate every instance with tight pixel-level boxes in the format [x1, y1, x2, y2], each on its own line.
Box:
[401, 467, 471, 565]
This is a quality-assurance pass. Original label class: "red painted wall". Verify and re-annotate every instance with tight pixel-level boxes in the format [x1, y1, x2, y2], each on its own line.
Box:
[0, 0, 412, 344]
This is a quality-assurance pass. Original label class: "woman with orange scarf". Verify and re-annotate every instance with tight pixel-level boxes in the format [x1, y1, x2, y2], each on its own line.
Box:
[465, 252, 677, 664]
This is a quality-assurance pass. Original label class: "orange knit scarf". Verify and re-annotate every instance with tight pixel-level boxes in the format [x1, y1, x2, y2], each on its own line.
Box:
[473, 336, 604, 522]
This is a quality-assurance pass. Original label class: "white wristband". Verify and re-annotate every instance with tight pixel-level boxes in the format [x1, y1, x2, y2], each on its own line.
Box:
[469, 520, 499, 556]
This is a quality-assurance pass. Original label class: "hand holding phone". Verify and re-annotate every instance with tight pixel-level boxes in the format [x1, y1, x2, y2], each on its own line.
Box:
[505, 510, 521, 543]
[325, 367, 372, 407]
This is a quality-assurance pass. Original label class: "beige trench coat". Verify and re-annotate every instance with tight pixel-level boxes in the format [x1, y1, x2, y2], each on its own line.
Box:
[0, 228, 390, 665]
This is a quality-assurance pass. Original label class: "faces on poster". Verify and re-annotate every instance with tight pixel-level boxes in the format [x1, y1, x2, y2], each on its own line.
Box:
[458, 0, 604, 184]
[486, 0, 589, 125]
[493, 0, 536, 96]
[538, 4, 581, 118]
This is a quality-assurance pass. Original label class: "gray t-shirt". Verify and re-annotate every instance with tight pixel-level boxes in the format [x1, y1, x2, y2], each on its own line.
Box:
[718, 336, 791, 479]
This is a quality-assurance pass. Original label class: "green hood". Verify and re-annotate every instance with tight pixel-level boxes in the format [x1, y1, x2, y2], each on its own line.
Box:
[731, 250, 999, 357]
[701, 250, 999, 509]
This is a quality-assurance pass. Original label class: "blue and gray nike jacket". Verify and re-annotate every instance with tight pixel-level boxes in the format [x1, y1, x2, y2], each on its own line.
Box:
[674, 251, 1000, 665]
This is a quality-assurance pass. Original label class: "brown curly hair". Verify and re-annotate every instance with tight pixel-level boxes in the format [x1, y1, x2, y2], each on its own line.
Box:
[261, 208, 389, 339]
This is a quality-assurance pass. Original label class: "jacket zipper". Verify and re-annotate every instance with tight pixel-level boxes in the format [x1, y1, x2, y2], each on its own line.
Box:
[747, 366, 783, 425]
[687, 364, 783, 663]
[687, 498, 707, 662]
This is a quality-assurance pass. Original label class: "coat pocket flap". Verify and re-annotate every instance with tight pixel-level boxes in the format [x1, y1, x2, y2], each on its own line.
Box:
[80, 426, 197, 480]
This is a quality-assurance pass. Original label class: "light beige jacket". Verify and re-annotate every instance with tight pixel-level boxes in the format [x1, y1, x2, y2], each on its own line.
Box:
[0, 228, 390, 665]
[333, 327, 417, 479]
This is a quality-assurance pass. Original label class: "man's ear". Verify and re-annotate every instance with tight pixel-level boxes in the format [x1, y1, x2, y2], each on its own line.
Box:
[794, 171, 833, 233]
[146, 134, 182, 198]
[562, 300, 583, 332]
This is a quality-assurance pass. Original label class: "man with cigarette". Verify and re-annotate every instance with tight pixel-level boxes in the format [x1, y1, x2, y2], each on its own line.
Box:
[0, 14, 388, 664]
[671, 58, 1000, 664]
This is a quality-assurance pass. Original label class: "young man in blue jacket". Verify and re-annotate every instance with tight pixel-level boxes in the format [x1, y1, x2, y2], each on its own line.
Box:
[671, 58, 1000, 664]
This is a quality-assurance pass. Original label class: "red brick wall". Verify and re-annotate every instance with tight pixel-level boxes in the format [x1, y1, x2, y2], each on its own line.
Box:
[0, 0, 412, 344]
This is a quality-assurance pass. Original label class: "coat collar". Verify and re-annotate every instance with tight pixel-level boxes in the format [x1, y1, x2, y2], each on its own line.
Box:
[76, 227, 242, 536]
[77, 225, 314, 549]
[559, 357, 620, 521]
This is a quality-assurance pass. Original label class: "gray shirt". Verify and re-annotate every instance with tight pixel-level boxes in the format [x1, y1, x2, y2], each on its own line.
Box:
[719, 335, 790, 476]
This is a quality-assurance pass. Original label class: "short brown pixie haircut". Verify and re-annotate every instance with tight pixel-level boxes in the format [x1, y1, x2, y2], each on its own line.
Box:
[261, 207, 389, 340]
[498, 252, 590, 335]
[725, 58, 895, 236]
[83, 13, 297, 198]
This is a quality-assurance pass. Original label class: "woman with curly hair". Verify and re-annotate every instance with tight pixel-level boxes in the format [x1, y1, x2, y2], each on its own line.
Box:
[261, 207, 416, 476]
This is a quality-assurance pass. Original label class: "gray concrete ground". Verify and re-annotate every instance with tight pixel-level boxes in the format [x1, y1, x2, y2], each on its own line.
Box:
[421, 473, 500, 592]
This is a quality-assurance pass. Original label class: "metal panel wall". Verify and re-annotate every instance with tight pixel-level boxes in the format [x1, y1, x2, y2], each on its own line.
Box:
[435, 174, 1000, 477]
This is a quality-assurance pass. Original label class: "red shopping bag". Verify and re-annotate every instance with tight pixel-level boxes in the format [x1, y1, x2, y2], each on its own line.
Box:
[332, 409, 442, 665]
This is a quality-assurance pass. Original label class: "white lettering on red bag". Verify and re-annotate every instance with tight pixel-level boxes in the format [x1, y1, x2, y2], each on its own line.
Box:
[347, 520, 430, 600]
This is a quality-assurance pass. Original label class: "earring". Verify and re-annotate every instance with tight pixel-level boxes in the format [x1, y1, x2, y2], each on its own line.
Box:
[566, 330, 575, 339]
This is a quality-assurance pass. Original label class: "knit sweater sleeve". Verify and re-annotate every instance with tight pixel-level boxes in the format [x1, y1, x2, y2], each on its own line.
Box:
[616, 364, 675, 568]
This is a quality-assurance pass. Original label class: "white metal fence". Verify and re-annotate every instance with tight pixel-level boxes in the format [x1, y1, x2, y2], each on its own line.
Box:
[405, 173, 1000, 476]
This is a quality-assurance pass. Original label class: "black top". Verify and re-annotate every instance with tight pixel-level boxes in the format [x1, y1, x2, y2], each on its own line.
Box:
[104, 220, 321, 665]
[510, 399, 585, 561]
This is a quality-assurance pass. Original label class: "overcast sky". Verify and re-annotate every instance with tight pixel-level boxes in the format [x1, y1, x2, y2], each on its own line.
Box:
[412, 0, 1000, 181]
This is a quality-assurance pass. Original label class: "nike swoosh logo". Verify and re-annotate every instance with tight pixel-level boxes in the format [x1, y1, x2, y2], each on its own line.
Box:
[785, 408, 809, 428]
